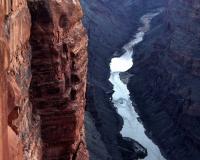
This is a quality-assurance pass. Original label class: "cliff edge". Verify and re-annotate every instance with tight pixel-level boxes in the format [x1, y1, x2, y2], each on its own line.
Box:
[0, 0, 88, 159]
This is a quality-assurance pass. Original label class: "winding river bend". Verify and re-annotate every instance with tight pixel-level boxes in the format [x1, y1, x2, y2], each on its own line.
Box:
[109, 10, 166, 160]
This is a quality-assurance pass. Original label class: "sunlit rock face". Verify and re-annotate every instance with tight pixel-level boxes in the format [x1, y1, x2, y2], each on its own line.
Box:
[0, 3, 9, 160]
[0, 0, 88, 159]
[0, 1, 42, 160]
[128, 0, 200, 160]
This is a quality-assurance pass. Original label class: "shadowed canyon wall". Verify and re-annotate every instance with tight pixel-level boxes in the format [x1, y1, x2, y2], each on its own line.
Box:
[0, 0, 88, 159]
[128, 0, 200, 159]
[81, 0, 166, 159]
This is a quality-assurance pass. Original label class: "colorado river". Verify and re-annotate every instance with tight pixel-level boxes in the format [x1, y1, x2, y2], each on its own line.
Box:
[109, 9, 166, 160]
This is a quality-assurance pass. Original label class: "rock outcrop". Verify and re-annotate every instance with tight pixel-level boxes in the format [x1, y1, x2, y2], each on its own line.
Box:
[0, 0, 88, 159]
[28, 0, 88, 159]
[0, 1, 42, 159]
[128, 0, 200, 159]
[0, 3, 9, 160]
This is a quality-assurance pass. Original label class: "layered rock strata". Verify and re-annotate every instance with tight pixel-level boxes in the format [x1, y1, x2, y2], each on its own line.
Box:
[0, 2, 9, 159]
[128, 0, 200, 159]
[28, 0, 88, 159]
[0, 0, 88, 159]
[81, 0, 166, 159]
[0, 1, 42, 159]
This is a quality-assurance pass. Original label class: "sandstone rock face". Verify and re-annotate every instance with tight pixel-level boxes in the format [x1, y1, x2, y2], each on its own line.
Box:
[0, 0, 88, 159]
[128, 0, 200, 159]
[0, 3, 9, 160]
[28, 0, 88, 159]
[1, 1, 42, 160]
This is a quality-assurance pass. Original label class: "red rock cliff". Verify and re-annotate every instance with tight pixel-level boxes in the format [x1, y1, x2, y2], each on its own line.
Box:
[0, 0, 88, 160]
[0, 1, 41, 159]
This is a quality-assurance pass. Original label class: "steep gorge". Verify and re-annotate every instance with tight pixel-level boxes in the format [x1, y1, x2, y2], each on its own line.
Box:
[0, 0, 88, 159]
[1, 0, 200, 160]
[80, 0, 166, 159]
[81, 0, 200, 160]
[128, 0, 200, 160]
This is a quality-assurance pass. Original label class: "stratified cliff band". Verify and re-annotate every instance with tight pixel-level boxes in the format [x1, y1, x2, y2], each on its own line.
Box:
[128, 0, 200, 159]
[0, 0, 88, 160]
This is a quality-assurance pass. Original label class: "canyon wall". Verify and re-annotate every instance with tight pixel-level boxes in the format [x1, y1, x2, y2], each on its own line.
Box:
[0, 1, 42, 159]
[0, 2, 9, 159]
[128, 0, 200, 159]
[82, 0, 166, 88]
[0, 0, 88, 159]
[81, 0, 166, 159]
[81, 1, 145, 159]
[28, 0, 88, 159]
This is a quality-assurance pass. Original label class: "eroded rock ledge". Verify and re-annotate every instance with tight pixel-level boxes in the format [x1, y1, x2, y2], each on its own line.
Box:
[0, 0, 88, 159]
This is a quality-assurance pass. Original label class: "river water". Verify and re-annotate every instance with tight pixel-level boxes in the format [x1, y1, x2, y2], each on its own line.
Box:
[109, 9, 166, 160]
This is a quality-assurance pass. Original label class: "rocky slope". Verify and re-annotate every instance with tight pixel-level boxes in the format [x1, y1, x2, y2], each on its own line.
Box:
[128, 0, 200, 159]
[80, 0, 166, 159]
[0, 0, 88, 159]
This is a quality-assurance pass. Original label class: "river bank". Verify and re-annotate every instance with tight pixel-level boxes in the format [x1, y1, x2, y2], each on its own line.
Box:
[109, 10, 166, 160]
